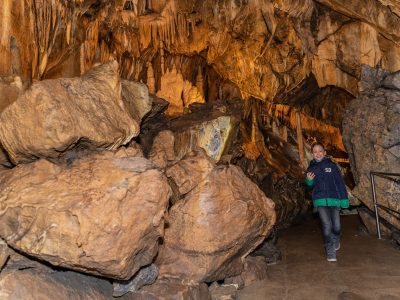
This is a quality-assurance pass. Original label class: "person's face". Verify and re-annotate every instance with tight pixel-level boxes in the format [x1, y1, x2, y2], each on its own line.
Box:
[312, 145, 326, 161]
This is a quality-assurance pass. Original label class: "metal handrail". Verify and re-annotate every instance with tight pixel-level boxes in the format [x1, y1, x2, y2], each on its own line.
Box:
[370, 171, 400, 239]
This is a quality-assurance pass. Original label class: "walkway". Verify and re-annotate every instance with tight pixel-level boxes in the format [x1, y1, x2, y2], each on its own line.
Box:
[239, 215, 400, 300]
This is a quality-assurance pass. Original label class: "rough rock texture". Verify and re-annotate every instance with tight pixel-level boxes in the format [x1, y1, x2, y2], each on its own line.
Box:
[126, 281, 210, 300]
[224, 256, 268, 288]
[113, 264, 159, 297]
[0, 152, 171, 279]
[148, 105, 241, 169]
[0, 76, 23, 114]
[0, 253, 113, 300]
[0, 240, 9, 271]
[121, 80, 153, 122]
[148, 130, 176, 169]
[157, 151, 276, 283]
[343, 66, 400, 230]
[381, 71, 400, 91]
[0, 61, 139, 164]
[358, 207, 392, 238]
[209, 283, 238, 300]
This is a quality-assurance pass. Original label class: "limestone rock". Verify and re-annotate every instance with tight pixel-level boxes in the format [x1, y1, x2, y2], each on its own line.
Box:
[149, 111, 239, 168]
[0, 153, 171, 279]
[113, 264, 159, 297]
[224, 256, 268, 289]
[209, 283, 238, 300]
[0, 254, 113, 300]
[0, 76, 23, 114]
[358, 207, 392, 238]
[148, 130, 176, 169]
[121, 80, 153, 122]
[343, 69, 400, 230]
[0, 240, 9, 272]
[157, 152, 276, 283]
[0, 61, 139, 164]
[126, 281, 210, 300]
[156, 65, 205, 117]
[382, 71, 400, 91]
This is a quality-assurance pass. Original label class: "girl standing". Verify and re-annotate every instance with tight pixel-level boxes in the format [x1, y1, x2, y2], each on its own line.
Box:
[305, 143, 349, 262]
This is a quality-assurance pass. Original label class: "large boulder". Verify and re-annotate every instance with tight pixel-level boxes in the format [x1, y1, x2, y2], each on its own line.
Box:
[0, 61, 139, 164]
[0, 151, 171, 279]
[157, 151, 276, 283]
[343, 66, 400, 230]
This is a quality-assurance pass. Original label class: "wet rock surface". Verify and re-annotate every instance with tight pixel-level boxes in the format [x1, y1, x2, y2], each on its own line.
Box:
[0, 61, 139, 164]
[343, 66, 400, 231]
[0, 152, 171, 279]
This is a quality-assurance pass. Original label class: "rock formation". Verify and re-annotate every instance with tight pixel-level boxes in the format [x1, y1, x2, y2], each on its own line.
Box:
[157, 150, 276, 283]
[0, 151, 171, 279]
[0, 61, 139, 164]
[343, 66, 400, 230]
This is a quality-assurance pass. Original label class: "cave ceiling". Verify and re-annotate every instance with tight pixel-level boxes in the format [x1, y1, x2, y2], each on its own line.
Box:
[1, 0, 400, 105]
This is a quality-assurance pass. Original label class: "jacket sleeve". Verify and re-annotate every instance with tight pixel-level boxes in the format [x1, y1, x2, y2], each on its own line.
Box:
[304, 166, 315, 188]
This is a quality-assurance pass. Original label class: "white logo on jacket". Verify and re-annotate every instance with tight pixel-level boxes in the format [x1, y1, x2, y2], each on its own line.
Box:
[325, 168, 332, 172]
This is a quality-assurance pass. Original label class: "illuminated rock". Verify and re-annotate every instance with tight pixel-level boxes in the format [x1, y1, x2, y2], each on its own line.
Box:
[0, 152, 171, 280]
[0, 61, 139, 164]
[157, 151, 276, 283]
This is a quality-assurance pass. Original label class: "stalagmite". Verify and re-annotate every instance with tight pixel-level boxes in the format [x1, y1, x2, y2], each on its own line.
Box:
[146, 62, 155, 94]
[80, 43, 85, 75]
[10, 36, 21, 76]
[196, 67, 204, 97]
[159, 40, 165, 75]
[280, 125, 288, 142]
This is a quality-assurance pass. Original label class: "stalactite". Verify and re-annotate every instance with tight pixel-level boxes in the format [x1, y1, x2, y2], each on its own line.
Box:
[264, 103, 345, 151]
[137, 1, 189, 50]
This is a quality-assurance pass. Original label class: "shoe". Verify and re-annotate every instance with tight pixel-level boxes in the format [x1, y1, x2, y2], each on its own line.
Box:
[326, 245, 337, 262]
[333, 236, 340, 251]
[327, 256, 337, 262]
[335, 242, 340, 251]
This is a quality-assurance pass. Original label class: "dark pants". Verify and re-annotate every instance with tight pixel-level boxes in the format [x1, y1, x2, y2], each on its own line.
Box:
[317, 206, 341, 247]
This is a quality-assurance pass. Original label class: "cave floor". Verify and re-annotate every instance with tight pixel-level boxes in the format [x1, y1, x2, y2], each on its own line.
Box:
[238, 214, 400, 300]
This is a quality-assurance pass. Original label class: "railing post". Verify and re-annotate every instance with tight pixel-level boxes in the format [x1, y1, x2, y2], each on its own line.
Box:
[370, 172, 382, 239]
